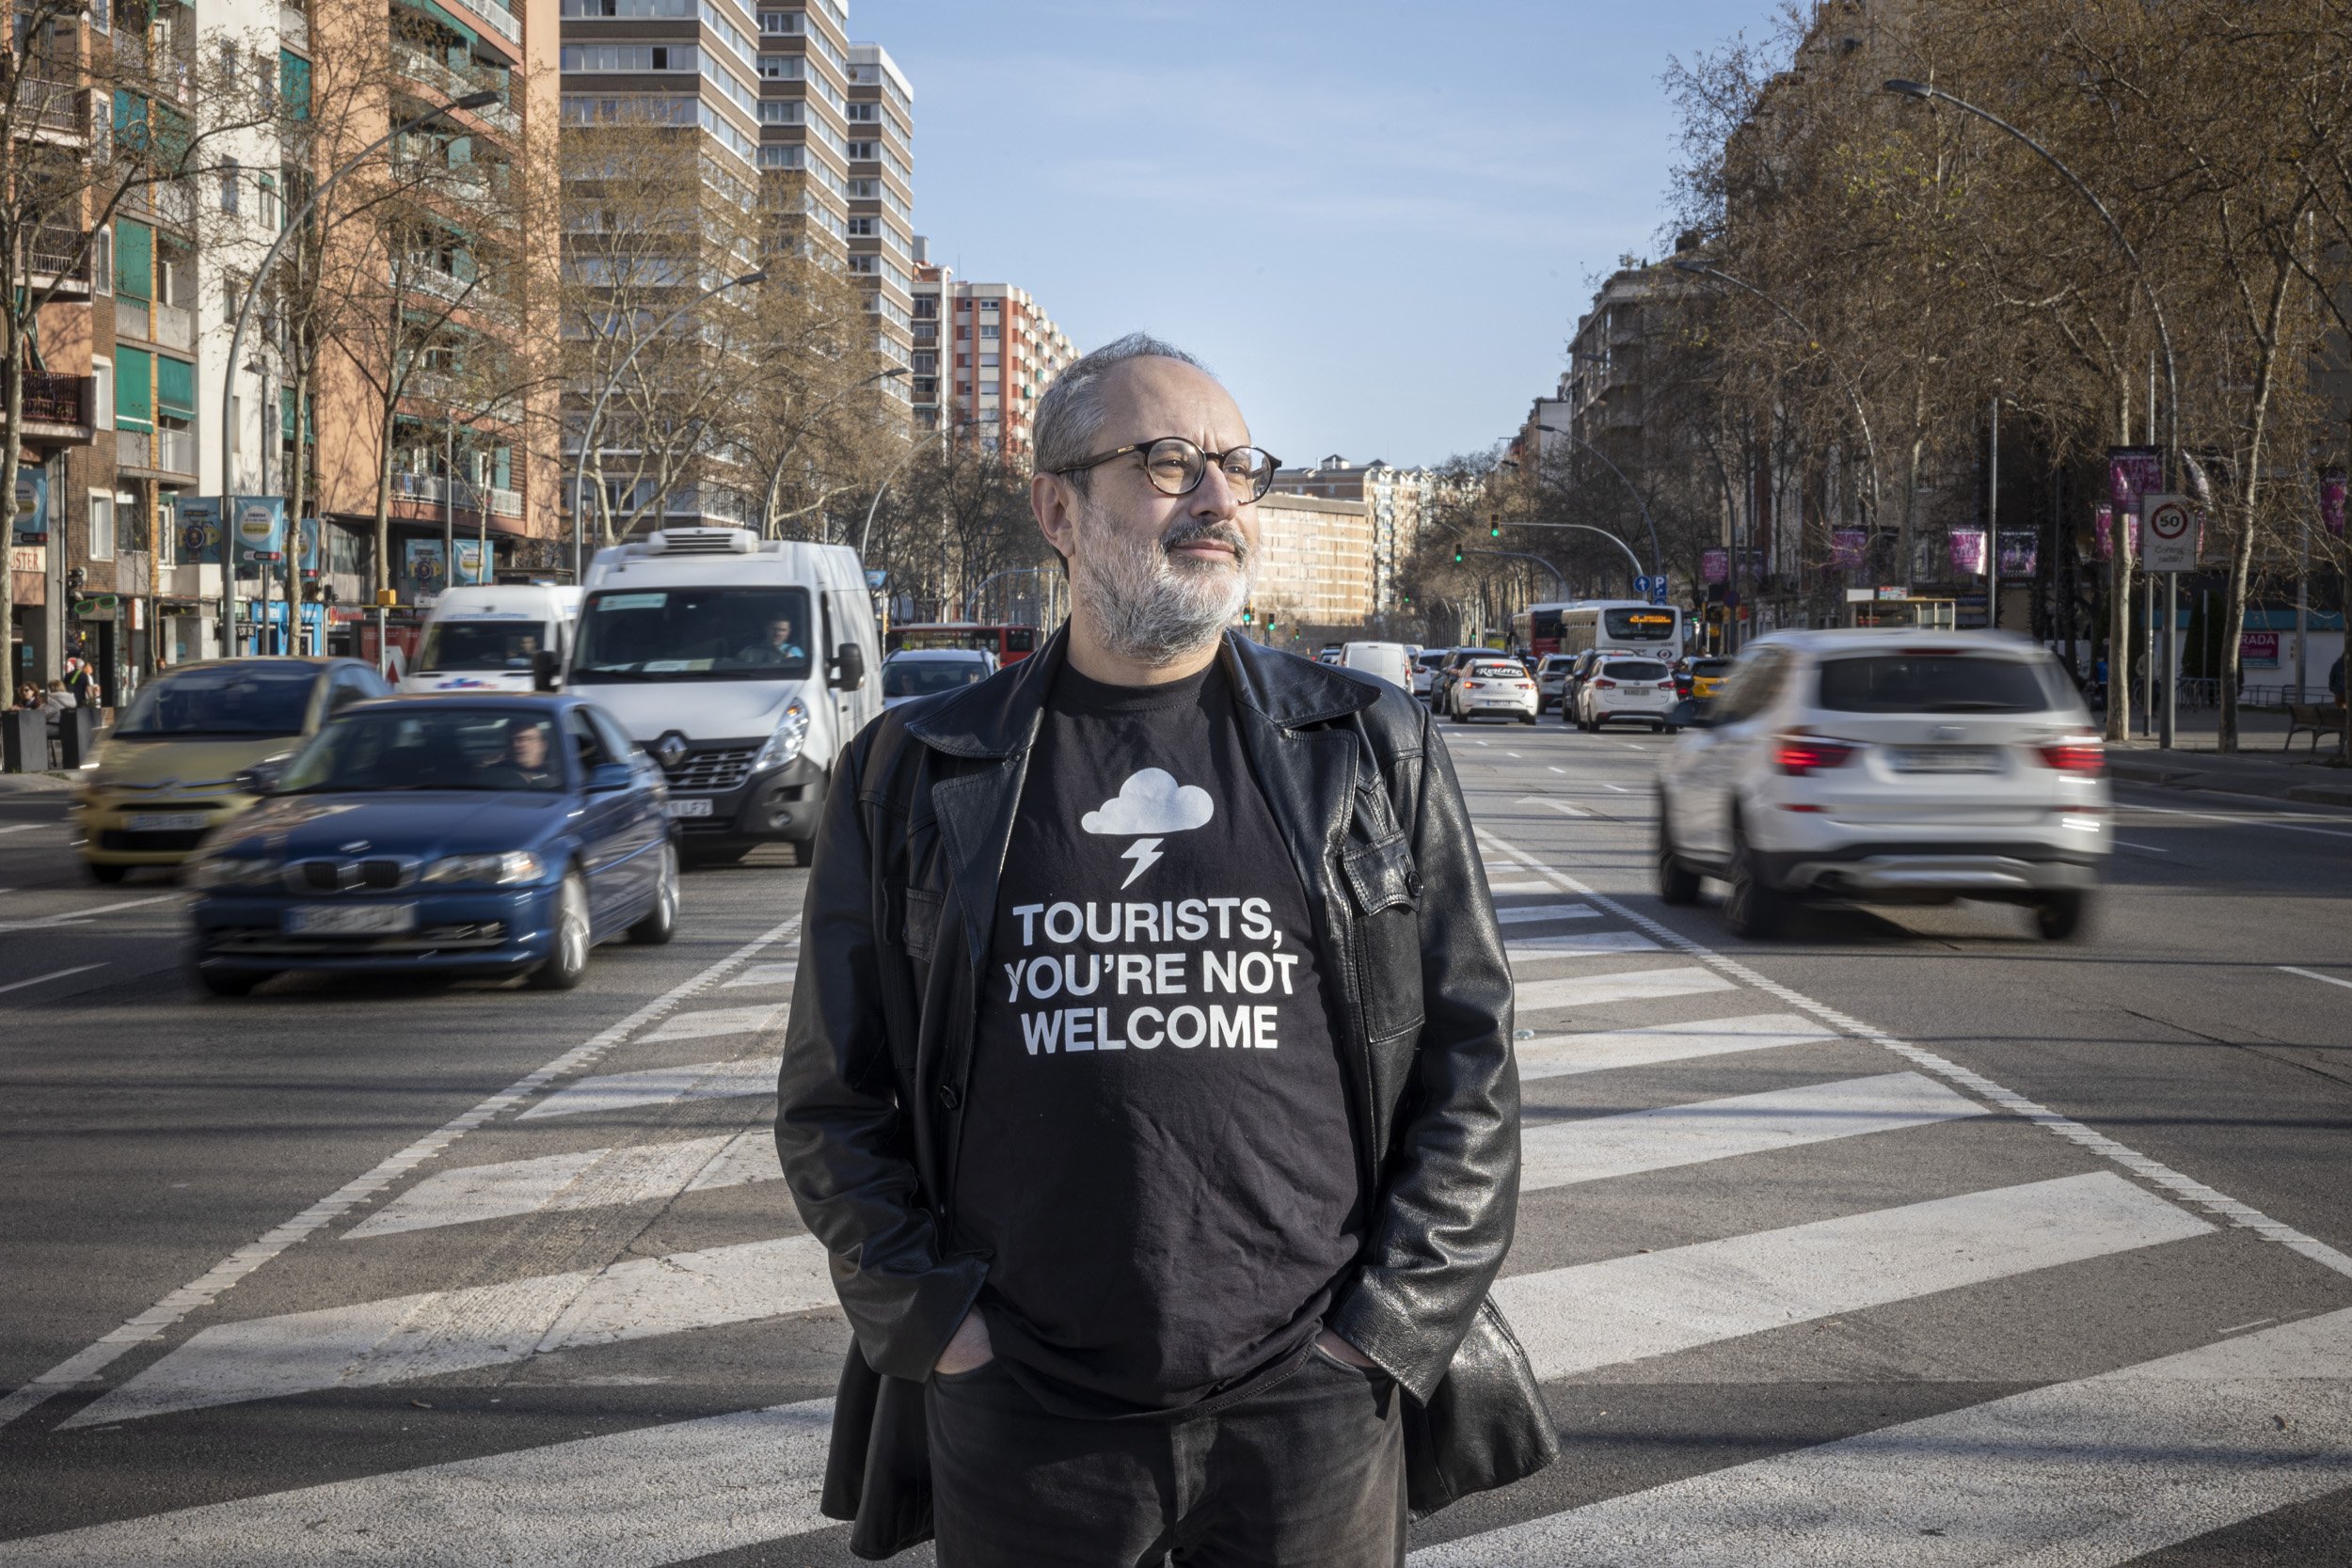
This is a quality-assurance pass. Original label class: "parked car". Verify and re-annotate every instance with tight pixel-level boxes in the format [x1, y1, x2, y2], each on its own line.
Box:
[1654, 629, 2108, 941]
[1535, 654, 1576, 712]
[1555, 649, 1607, 721]
[184, 695, 677, 996]
[880, 648, 995, 709]
[74, 657, 392, 883]
[1338, 641, 1414, 691]
[1447, 657, 1539, 724]
[1576, 657, 1680, 733]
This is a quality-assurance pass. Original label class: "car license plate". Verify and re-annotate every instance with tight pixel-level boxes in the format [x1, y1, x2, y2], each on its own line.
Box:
[1893, 746, 2000, 774]
[125, 812, 212, 832]
[285, 903, 417, 936]
[665, 798, 714, 818]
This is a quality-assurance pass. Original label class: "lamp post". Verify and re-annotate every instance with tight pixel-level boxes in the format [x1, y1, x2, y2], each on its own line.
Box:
[859, 417, 965, 559]
[572, 268, 769, 579]
[1883, 78, 2181, 747]
[1531, 425, 1661, 577]
[1458, 548, 1568, 600]
[759, 366, 909, 537]
[216, 89, 501, 659]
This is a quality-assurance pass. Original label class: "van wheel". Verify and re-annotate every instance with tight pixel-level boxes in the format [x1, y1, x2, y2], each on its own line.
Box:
[88, 862, 129, 884]
[1724, 821, 1790, 940]
[531, 872, 592, 990]
[2035, 891, 2092, 941]
[1656, 800, 1701, 906]
[628, 843, 678, 944]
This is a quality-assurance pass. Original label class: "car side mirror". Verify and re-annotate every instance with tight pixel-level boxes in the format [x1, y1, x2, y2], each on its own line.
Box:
[235, 755, 290, 796]
[1666, 699, 1714, 730]
[831, 641, 866, 690]
[532, 649, 561, 693]
[586, 760, 634, 792]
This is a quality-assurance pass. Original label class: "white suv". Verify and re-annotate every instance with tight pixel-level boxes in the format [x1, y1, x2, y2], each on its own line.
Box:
[1576, 656, 1679, 733]
[1656, 629, 2108, 941]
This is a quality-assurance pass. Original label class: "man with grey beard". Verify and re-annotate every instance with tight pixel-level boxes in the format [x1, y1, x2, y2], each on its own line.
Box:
[778, 335, 1554, 1565]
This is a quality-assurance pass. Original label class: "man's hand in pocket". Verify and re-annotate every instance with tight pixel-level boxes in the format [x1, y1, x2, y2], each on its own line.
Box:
[934, 1309, 994, 1375]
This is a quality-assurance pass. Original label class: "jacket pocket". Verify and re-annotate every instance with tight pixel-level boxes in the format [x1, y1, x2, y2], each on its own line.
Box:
[1403, 1296, 1561, 1519]
[1343, 832, 1423, 1041]
[901, 887, 943, 964]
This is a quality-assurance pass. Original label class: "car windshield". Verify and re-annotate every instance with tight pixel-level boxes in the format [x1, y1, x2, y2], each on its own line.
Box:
[1603, 609, 1678, 642]
[883, 657, 988, 698]
[418, 620, 550, 673]
[1691, 659, 1732, 676]
[1417, 654, 1448, 669]
[1816, 654, 2054, 714]
[114, 664, 317, 737]
[572, 587, 813, 681]
[1542, 657, 1572, 672]
[279, 710, 567, 793]
[1605, 661, 1670, 680]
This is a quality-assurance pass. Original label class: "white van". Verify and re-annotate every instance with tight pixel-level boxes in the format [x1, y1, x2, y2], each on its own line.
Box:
[571, 528, 882, 865]
[398, 584, 582, 695]
[1339, 641, 1413, 691]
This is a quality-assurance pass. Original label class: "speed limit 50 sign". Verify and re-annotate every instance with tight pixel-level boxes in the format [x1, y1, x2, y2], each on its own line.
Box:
[2141, 493, 2198, 573]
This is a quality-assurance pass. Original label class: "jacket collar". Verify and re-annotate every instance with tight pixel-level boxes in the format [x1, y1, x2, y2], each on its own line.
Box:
[903, 625, 1383, 759]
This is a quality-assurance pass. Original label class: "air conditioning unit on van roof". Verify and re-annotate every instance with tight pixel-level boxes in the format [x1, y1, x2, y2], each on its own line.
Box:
[646, 527, 757, 556]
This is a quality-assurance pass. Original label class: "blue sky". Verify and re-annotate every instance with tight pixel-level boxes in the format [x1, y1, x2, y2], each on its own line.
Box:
[860, 0, 1776, 469]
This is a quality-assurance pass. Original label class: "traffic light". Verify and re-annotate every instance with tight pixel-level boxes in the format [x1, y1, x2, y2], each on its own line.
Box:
[1487, 512, 1502, 540]
[1453, 547, 1464, 563]
[1241, 604, 1254, 626]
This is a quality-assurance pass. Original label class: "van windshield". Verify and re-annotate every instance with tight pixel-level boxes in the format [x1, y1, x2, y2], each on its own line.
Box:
[418, 620, 551, 673]
[572, 588, 814, 681]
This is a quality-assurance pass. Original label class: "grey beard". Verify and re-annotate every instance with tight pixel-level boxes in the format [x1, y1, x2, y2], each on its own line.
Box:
[1073, 508, 1256, 669]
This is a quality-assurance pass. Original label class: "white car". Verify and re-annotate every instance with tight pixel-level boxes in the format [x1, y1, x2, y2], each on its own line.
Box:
[1448, 658, 1538, 724]
[1411, 649, 1451, 700]
[1339, 640, 1414, 690]
[1576, 656, 1680, 733]
[1655, 629, 2109, 941]
[880, 648, 994, 709]
[1535, 654, 1575, 711]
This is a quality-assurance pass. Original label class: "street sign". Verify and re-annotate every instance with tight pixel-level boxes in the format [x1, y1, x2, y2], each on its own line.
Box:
[2142, 493, 2196, 573]
[1633, 574, 1653, 596]
[1650, 579, 1669, 606]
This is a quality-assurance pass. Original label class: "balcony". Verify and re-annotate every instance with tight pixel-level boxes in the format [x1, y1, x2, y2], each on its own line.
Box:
[151, 300, 196, 351]
[389, 471, 526, 520]
[119, 426, 199, 477]
[15, 74, 87, 139]
[390, 42, 520, 136]
[279, 2, 308, 47]
[21, 372, 93, 445]
[26, 229, 91, 296]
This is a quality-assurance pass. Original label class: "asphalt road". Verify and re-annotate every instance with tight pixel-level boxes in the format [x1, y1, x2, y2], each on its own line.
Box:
[1, 708, 2348, 1565]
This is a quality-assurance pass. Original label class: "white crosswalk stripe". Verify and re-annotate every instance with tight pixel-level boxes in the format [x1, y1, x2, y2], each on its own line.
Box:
[1494, 1173, 2208, 1382]
[1519, 1071, 1983, 1191]
[1413, 1307, 2352, 1567]
[721, 960, 798, 989]
[63, 1235, 834, 1427]
[516, 1055, 779, 1120]
[1514, 965, 1737, 1011]
[634, 1005, 784, 1044]
[1492, 903, 1599, 924]
[1505, 930, 1660, 962]
[1517, 1012, 1837, 1081]
[344, 1128, 779, 1239]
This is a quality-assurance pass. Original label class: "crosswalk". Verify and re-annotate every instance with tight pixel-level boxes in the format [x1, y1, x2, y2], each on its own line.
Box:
[9, 840, 2352, 1565]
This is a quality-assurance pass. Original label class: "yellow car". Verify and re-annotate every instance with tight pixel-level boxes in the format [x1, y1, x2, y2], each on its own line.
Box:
[74, 657, 392, 883]
[1684, 657, 1735, 703]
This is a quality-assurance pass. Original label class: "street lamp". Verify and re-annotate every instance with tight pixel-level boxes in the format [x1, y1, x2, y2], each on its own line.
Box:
[1525, 426, 1662, 576]
[572, 267, 770, 578]
[1884, 78, 2182, 745]
[215, 88, 501, 657]
[759, 366, 909, 537]
[859, 417, 969, 559]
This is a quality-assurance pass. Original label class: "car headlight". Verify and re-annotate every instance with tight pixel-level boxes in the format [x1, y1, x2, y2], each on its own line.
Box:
[189, 855, 283, 890]
[755, 701, 810, 770]
[421, 850, 546, 886]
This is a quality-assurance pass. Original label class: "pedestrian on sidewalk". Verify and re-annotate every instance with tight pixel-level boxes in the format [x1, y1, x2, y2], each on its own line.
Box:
[778, 334, 1553, 1565]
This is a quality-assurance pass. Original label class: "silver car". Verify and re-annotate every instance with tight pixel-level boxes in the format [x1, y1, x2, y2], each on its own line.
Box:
[1656, 629, 2109, 941]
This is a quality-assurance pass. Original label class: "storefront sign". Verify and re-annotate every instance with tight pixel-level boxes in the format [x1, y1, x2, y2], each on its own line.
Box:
[2241, 631, 2280, 667]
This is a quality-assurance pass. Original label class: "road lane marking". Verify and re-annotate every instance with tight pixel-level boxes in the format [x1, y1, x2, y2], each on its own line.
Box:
[0, 822, 51, 834]
[2280, 965, 2352, 993]
[16, 1398, 838, 1565]
[1506, 931, 1661, 963]
[2117, 798, 2352, 842]
[1494, 1172, 2209, 1383]
[63, 1235, 835, 1426]
[516, 1055, 780, 1121]
[0, 962, 106, 998]
[1520, 1072, 1984, 1191]
[636, 1005, 783, 1045]
[345, 1129, 779, 1239]
[1506, 751, 1523, 758]
[1494, 903, 1599, 924]
[1515, 966, 1738, 1012]
[1413, 1307, 2352, 1568]
[1601, 782, 1630, 793]
[1488, 878, 1563, 893]
[0, 919, 803, 1433]
[2114, 840, 2170, 852]
[1516, 797, 1591, 817]
[0, 894, 177, 932]
[1549, 766, 1566, 774]
[1518, 1012, 1839, 1082]
[1477, 830, 2352, 1281]
[720, 959, 798, 989]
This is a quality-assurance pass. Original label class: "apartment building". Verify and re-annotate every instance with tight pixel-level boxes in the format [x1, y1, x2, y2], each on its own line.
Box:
[1248, 491, 1375, 633]
[1267, 454, 1431, 616]
[907, 255, 1074, 457]
[8, 0, 559, 699]
[844, 41, 912, 411]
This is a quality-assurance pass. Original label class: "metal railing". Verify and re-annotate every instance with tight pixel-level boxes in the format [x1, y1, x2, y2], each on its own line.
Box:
[16, 74, 87, 135]
[278, 2, 308, 47]
[389, 42, 519, 135]
[22, 372, 86, 427]
[119, 426, 199, 474]
[26, 228, 90, 283]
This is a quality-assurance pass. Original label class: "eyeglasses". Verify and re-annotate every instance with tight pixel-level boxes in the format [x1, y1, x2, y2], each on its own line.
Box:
[1053, 437, 1281, 502]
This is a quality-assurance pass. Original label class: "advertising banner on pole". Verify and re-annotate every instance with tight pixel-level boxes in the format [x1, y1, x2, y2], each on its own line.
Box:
[2107, 445, 2163, 521]
[1700, 547, 1728, 584]
[232, 496, 286, 562]
[297, 515, 324, 578]
[404, 539, 489, 598]
[2093, 505, 2140, 561]
[12, 467, 47, 544]
[2324, 473, 2346, 540]
[1997, 530, 2038, 576]
[1830, 530, 1867, 570]
[1948, 531, 1987, 577]
[175, 496, 223, 564]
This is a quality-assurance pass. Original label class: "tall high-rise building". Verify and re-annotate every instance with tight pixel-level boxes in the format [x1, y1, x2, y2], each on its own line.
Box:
[1268, 455, 1431, 615]
[907, 252, 1073, 457]
[844, 41, 913, 412]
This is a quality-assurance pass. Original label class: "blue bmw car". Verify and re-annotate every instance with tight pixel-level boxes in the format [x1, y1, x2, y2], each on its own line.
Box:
[184, 695, 677, 996]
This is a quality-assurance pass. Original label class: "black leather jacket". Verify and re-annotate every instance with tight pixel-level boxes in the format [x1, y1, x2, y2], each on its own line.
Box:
[776, 629, 1557, 1558]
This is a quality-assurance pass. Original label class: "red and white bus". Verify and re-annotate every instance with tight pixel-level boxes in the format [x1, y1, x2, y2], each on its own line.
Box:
[883, 622, 1041, 665]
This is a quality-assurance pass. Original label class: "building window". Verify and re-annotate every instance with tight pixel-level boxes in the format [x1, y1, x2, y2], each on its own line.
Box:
[758, 54, 802, 78]
[758, 9, 802, 32]
[845, 102, 877, 121]
[92, 358, 112, 432]
[220, 156, 239, 214]
[88, 493, 116, 561]
[979, 324, 998, 339]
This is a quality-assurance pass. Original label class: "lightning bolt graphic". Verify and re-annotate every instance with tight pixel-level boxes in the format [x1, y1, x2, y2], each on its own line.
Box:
[1118, 837, 1166, 889]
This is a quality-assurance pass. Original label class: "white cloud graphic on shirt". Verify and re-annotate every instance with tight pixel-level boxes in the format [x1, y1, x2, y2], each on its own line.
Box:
[1082, 768, 1214, 888]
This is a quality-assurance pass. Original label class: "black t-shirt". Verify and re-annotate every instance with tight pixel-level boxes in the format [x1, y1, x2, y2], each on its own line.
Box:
[957, 660, 1364, 1415]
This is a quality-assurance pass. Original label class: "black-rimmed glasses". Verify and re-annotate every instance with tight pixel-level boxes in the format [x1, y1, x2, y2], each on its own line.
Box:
[1053, 437, 1281, 502]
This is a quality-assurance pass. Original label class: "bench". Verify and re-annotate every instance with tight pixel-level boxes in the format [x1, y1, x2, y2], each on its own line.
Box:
[2283, 702, 2345, 752]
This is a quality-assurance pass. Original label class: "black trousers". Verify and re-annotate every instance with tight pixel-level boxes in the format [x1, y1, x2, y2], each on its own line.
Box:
[926, 1347, 1407, 1568]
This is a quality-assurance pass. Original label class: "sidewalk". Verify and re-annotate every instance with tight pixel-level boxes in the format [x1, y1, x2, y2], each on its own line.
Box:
[0, 770, 75, 795]
[2106, 707, 2352, 808]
